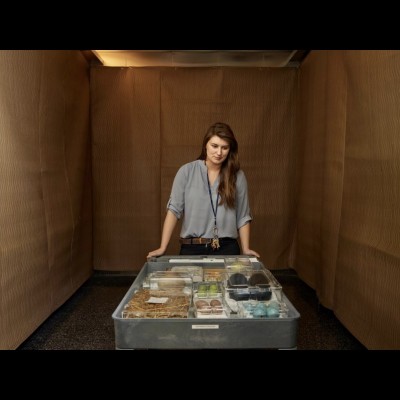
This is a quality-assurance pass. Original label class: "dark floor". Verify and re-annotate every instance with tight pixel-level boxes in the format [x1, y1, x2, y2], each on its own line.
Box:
[18, 269, 366, 350]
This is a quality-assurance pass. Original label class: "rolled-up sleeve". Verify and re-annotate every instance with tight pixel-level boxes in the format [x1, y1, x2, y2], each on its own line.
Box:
[235, 171, 252, 229]
[167, 165, 187, 220]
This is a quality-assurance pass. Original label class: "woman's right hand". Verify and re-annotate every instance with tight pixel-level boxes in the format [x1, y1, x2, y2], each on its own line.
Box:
[147, 248, 165, 259]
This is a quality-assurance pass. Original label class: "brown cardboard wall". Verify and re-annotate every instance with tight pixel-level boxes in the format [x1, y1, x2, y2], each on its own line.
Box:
[298, 50, 400, 349]
[91, 67, 298, 271]
[0, 51, 92, 349]
[91, 68, 162, 270]
[296, 51, 328, 290]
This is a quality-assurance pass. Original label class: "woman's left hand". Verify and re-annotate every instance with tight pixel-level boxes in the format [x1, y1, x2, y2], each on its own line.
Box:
[242, 249, 260, 258]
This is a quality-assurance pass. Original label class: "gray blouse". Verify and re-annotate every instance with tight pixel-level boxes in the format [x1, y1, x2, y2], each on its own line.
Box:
[167, 160, 252, 239]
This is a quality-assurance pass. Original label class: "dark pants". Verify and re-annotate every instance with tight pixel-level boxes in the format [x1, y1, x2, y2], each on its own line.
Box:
[179, 238, 240, 256]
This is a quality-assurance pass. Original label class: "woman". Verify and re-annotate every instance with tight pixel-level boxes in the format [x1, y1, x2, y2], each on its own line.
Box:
[147, 122, 260, 258]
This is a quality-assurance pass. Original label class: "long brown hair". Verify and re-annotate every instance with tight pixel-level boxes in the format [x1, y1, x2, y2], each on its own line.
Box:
[198, 122, 240, 208]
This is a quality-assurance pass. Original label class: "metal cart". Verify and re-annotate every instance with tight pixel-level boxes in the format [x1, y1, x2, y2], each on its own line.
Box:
[112, 256, 300, 349]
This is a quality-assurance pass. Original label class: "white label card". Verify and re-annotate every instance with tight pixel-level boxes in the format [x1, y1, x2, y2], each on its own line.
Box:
[192, 324, 219, 330]
[146, 297, 169, 304]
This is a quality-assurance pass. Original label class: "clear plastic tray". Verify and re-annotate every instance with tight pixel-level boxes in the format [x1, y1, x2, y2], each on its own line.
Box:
[193, 294, 228, 318]
[237, 300, 289, 319]
[224, 263, 283, 303]
[195, 281, 223, 298]
[148, 271, 193, 296]
[170, 266, 203, 282]
[122, 288, 191, 319]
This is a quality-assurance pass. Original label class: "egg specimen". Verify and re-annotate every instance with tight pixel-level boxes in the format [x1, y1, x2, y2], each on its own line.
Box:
[229, 273, 248, 286]
[195, 300, 209, 309]
[248, 272, 269, 286]
[210, 299, 221, 307]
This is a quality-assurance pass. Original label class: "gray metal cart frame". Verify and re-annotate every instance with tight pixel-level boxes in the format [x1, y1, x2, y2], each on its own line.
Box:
[112, 256, 300, 350]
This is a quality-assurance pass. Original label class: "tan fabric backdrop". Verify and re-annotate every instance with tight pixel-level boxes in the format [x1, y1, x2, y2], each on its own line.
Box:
[0, 50, 92, 349]
[91, 67, 298, 271]
[298, 50, 400, 349]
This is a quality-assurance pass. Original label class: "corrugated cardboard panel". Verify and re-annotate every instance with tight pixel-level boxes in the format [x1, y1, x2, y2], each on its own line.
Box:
[298, 50, 400, 349]
[0, 51, 91, 349]
[334, 51, 400, 348]
[297, 50, 348, 307]
[91, 68, 161, 270]
[0, 51, 52, 349]
[296, 51, 328, 289]
[92, 67, 298, 270]
[63, 53, 93, 290]
[38, 52, 80, 309]
[318, 51, 347, 308]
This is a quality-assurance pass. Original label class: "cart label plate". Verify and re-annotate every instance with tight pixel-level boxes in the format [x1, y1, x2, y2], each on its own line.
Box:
[192, 324, 219, 329]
